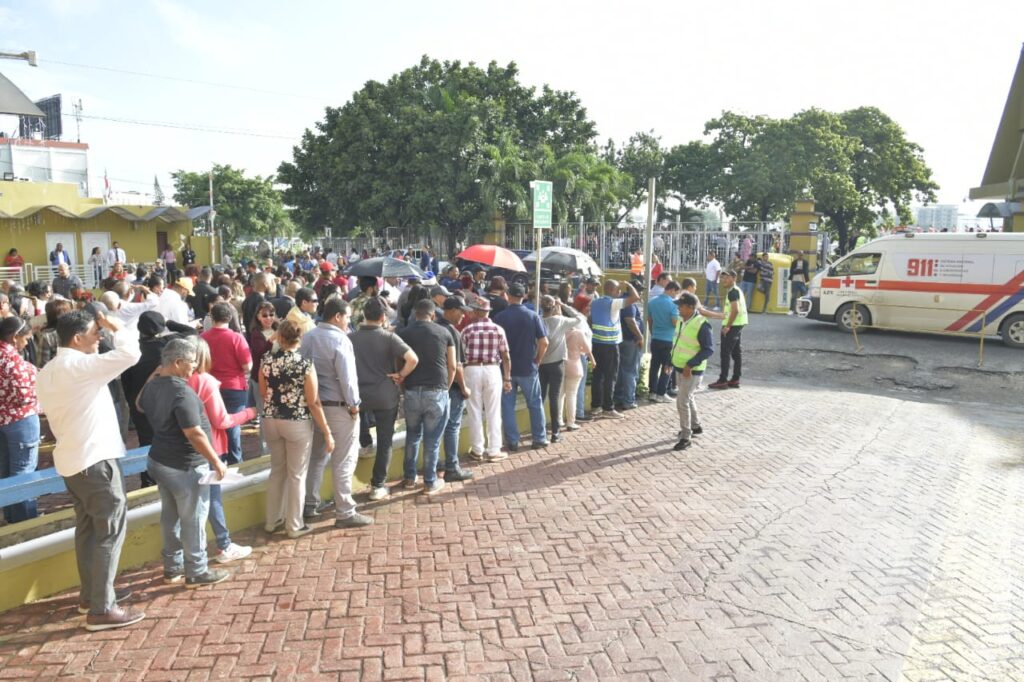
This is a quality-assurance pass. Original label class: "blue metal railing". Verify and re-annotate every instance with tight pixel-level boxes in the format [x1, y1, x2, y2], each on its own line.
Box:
[0, 447, 151, 510]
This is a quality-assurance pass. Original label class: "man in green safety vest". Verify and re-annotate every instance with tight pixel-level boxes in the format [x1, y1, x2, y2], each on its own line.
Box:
[668, 292, 715, 451]
[708, 270, 748, 390]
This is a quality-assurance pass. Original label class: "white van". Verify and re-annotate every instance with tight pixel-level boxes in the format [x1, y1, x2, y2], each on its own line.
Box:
[796, 233, 1024, 347]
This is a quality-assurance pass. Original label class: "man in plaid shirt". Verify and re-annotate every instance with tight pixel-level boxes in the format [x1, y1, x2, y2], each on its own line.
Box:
[461, 297, 512, 462]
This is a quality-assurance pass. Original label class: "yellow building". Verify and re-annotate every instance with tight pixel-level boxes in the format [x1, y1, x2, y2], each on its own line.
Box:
[0, 179, 214, 281]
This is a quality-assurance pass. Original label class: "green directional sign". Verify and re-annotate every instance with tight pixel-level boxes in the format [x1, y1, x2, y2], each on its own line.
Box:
[531, 180, 553, 230]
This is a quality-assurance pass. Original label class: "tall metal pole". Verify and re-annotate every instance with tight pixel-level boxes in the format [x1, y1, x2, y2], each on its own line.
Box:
[642, 177, 656, 352]
[209, 170, 222, 265]
[535, 226, 542, 310]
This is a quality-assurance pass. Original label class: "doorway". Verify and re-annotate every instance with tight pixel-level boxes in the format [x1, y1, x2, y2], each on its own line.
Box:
[45, 232, 78, 265]
[80, 232, 111, 287]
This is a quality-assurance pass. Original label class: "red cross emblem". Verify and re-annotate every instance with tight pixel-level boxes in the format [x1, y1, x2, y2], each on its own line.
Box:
[840, 276, 855, 288]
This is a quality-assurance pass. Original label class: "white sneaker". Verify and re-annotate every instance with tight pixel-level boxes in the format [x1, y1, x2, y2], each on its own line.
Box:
[358, 445, 376, 459]
[653, 394, 672, 404]
[368, 486, 389, 501]
[565, 423, 581, 431]
[213, 543, 252, 564]
[786, 311, 794, 316]
[602, 410, 625, 419]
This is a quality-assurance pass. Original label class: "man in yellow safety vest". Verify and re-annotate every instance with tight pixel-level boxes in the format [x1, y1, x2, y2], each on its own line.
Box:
[668, 292, 714, 451]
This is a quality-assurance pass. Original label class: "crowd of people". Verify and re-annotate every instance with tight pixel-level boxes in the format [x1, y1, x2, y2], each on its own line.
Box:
[0, 241, 765, 632]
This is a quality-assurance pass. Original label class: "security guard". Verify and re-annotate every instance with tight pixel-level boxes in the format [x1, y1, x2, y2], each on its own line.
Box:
[708, 269, 747, 390]
[669, 292, 714, 451]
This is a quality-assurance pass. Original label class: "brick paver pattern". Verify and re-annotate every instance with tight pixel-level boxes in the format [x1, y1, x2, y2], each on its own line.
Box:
[1, 385, 1022, 681]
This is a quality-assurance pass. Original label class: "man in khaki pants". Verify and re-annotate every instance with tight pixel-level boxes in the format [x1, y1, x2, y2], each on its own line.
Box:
[668, 293, 714, 452]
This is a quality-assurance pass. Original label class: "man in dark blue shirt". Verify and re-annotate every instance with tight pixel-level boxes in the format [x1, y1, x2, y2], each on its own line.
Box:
[493, 283, 549, 451]
[613, 294, 644, 410]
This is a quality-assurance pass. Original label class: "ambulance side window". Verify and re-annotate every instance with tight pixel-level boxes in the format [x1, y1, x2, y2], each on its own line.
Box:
[831, 253, 881, 277]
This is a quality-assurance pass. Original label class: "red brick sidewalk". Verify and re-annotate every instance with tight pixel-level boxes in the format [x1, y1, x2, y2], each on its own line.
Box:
[1, 385, 1022, 680]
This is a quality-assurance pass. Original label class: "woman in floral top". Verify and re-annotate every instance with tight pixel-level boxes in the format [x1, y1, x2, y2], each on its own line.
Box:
[259, 320, 332, 538]
[0, 317, 40, 523]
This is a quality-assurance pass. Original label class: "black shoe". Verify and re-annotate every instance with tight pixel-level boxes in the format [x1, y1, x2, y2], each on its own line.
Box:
[445, 468, 475, 482]
[507, 442, 519, 453]
[691, 426, 703, 436]
[303, 509, 322, 521]
[673, 438, 692, 451]
[550, 433, 561, 443]
[666, 390, 678, 398]
[575, 414, 593, 423]
[185, 569, 230, 589]
[531, 441, 549, 450]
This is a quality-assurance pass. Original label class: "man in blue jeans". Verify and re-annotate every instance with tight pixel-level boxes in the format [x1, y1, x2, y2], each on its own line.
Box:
[613, 292, 644, 410]
[397, 299, 456, 495]
[436, 296, 474, 482]
[647, 280, 681, 402]
[494, 283, 549, 451]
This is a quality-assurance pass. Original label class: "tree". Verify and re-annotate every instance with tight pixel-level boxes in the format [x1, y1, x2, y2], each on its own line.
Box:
[604, 131, 667, 223]
[691, 108, 937, 251]
[816, 107, 937, 253]
[278, 56, 615, 244]
[171, 165, 294, 247]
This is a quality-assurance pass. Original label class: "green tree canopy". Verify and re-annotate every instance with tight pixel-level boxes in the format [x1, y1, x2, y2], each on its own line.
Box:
[277, 56, 628, 243]
[171, 164, 294, 247]
[662, 108, 937, 252]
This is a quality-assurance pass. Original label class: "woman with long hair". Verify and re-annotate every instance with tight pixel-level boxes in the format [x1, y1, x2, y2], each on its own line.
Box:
[260, 320, 332, 538]
[88, 247, 106, 284]
[186, 337, 257, 563]
[0, 316, 40, 522]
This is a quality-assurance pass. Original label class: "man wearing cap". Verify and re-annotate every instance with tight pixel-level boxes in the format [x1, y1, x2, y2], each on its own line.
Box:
[461, 297, 512, 461]
[436, 296, 474, 481]
[669, 292, 714, 451]
[708, 270, 748, 390]
[589, 280, 640, 419]
[538, 295, 586, 443]
[485, 276, 509, 319]
[159, 277, 194, 327]
[429, 284, 452, 318]
[494, 283, 549, 451]
[313, 262, 336, 297]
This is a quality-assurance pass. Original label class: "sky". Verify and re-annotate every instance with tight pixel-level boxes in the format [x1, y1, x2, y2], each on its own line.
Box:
[1, 0, 1022, 222]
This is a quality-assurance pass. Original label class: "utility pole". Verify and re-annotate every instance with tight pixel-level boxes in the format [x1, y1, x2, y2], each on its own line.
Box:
[209, 169, 222, 264]
[73, 98, 83, 143]
[642, 177, 656, 352]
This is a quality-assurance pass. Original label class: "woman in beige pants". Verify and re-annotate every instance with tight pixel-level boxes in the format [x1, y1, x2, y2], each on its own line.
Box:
[259, 320, 333, 538]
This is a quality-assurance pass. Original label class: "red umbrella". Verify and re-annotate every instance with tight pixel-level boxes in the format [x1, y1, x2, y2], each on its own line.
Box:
[456, 244, 526, 271]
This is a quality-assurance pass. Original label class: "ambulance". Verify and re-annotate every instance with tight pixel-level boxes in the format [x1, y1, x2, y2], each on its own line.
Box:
[796, 233, 1024, 347]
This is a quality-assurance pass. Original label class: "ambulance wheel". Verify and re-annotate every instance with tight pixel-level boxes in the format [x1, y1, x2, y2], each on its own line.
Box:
[1001, 313, 1024, 348]
[835, 303, 871, 333]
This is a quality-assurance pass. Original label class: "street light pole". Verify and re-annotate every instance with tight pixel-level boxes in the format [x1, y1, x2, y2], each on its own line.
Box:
[0, 50, 37, 66]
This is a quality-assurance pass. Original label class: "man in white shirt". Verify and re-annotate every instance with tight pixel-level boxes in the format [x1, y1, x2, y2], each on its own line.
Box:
[704, 251, 722, 311]
[36, 309, 145, 631]
[158, 277, 193, 327]
[107, 242, 127, 266]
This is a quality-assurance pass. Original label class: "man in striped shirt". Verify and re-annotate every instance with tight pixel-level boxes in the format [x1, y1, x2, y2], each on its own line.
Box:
[461, 297, 512, 462]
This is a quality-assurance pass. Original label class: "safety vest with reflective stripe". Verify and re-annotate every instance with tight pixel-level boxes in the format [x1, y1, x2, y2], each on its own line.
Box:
[630, 253, 643, 275]
[727, 284, 749, 327]
[671, 313, 710, 372]
[590, 296, 621, 345]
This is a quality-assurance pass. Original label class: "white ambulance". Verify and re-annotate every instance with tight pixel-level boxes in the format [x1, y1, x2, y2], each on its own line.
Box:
[796, 233, 1024, 347]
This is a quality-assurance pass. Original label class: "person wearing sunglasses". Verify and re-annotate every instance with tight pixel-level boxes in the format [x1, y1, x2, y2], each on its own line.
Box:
[285, 287, 318, 336]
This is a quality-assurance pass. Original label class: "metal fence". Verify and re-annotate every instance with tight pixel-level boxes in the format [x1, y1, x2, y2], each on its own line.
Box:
[32, 264, 99, 288]
[0, 266, 26, 286]
[502, 222, 789, 272]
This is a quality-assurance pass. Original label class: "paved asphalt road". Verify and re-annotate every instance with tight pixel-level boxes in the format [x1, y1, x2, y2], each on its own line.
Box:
[715, 311, 1023, 406]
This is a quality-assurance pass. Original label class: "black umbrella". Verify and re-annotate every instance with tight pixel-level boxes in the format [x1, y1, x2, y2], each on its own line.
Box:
[344, 257, 426, 278]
